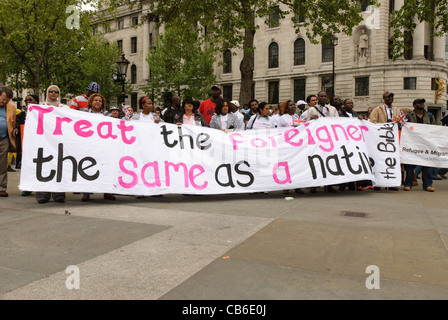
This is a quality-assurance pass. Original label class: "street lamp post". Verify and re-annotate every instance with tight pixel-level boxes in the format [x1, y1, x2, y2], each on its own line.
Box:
[331, 36, 338, 97]
[112, 52, 130, 107]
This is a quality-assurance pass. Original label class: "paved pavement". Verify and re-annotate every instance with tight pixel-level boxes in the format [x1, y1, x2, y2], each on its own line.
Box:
[1, 169, 448, 300]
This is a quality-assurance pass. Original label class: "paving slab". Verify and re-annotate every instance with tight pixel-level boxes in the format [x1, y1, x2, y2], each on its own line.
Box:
[161, 259, 448, 300]
[0, 209, 170, 295]
[1, 170, 448, 300]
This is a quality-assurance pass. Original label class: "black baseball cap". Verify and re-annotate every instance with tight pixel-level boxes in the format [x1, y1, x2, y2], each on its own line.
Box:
[413, 98, 426, 105]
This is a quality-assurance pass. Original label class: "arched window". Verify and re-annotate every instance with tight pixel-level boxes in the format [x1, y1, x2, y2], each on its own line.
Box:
[223, 49, 232, 73]
[131, 65, 137, 84]
[268, 42, 279, 68]
[294, 38, 305, 65]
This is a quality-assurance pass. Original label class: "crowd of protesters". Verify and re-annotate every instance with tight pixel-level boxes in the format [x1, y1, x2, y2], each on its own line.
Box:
[1, 83, 446, 203]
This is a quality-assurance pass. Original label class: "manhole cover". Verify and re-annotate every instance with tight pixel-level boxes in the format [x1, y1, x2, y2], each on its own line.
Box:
[340, 211, 369, 218]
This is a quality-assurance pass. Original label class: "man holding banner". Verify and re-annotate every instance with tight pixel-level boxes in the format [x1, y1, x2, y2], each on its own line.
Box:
[369, 91, 401, 191]
[369, 91, 401, 124]
[19, 105, 404, 196]
[403, 98, 436, 192]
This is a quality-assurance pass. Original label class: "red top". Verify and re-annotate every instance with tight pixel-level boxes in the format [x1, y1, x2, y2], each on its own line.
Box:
[199, 98, 216, 124]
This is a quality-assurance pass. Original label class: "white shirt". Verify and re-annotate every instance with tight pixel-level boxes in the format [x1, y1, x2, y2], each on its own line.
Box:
[220, 114, 228, 129]
[135, 112, 159, 122]
[271, 113, 280, 127]
[384, 104, 394, 121]
[278, 114, 297, 127]
[247, 115, 277, 129]
[233, 111, 244, 128]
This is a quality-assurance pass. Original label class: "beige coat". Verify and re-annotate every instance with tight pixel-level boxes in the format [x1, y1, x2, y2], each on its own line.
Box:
[369, 104, 401, 124]
[5, 101, 17, 152]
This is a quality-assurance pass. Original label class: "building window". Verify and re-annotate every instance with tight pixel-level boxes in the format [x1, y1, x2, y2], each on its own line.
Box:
[117, 40, 123, 53]
[388, 39, 393, 59]
[268, 42, 279, 68]
[268, 6, 280, 28]
[358, 0, 370, 11]
[132, 16, 138, 26]
[268, 81, 279, 104]
[355, 77, 369, 96]
[92, 26, 98, 36]
[223, 50, 232, 74]
[321, 75, 333, 96]
[223, 84, 233, 100]
[404, 77, 417, 90]
[131, 37, 137, 54]
[445, 34, 448, 60]
[131, 65, 137, 84]
[293, 5, 305, 24]
[294, 38, 305, 65]
[150, 33, 154, 49]
[294, 78, 306, 102]
[322, 40, 334, 63]
[431, 78, 441, 91]
[117, 19, 124, 30]
[404, 31, 413, 60]
[389, 0, 395, 13]
[424, 45, 429, 60]
[104, 24, 111, 33]
[131, 93, 138, 110]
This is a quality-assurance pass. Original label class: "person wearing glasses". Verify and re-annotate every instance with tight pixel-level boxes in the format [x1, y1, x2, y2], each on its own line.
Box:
[42, 85, 61, 107]
[35, 85, 66, 204]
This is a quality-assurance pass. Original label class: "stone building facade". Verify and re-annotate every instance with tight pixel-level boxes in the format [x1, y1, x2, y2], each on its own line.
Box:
[96, 0, 447, 120]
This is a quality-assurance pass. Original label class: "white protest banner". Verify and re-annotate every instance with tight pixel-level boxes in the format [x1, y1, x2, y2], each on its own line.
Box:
[400, 122, 448, 168]
[19, 106, 401, 195]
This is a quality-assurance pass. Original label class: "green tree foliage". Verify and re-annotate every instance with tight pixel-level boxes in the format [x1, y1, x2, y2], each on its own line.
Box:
[143, 24, 216, 104]
[144, 0, 381, 105]
[389, 0, 448, 59]
[0, 0, 124, 104]
[0, 0, 88, 94]
[77, 35, 125, 105]
[96, 0, 448, 103]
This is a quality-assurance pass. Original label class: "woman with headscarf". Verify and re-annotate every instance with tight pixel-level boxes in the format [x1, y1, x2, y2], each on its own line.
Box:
[35, 86, 67, 204]
[42, 85, 61, 107]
